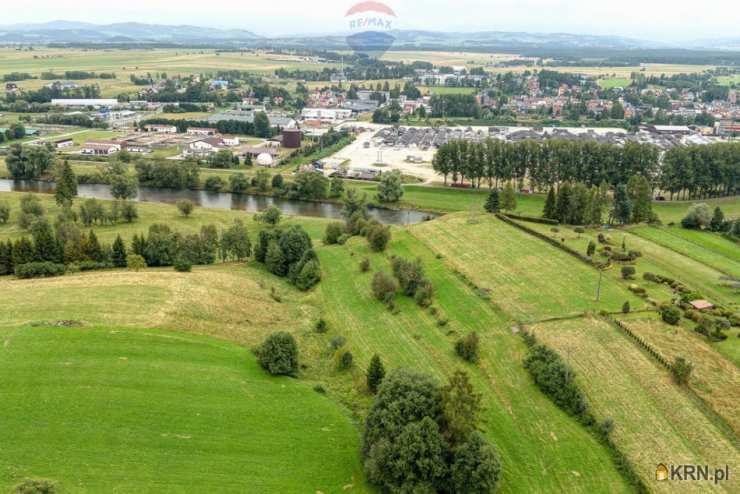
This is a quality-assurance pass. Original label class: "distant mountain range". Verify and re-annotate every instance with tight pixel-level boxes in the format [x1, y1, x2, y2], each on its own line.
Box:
[0, 21, 261, 44]
[0, 21, 736, 52]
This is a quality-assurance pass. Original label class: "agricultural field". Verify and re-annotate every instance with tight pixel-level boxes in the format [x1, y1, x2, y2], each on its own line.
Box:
[0, 47, 339, 98]
[0, 324, 365, 493]
[517, 220, 738, 308]
[411, 212, 642, 321]
[617, 314, 740, 434]
[597, 77, 632, 89]
[417, 85, 478, 95]
[530, 317, 739, 493]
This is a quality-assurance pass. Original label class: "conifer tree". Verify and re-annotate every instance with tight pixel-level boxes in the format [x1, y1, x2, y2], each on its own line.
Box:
[484, 190, 500, 213]
[543, 187, 557, 219]
[54, 160, 78, 206]
[112, 235, 127, 268]
[366, 354, 386, 394]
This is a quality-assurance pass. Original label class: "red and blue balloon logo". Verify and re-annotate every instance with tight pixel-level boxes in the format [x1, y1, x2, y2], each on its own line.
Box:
[345, 1, 396, 57]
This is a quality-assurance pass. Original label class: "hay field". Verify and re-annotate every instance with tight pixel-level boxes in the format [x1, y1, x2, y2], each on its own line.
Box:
[531, 317, 739, 493]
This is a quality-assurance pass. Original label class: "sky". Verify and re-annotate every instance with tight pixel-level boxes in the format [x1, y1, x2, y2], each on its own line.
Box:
[5, 0, 739, 42]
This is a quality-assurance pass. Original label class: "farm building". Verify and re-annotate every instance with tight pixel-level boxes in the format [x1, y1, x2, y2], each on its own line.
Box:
[80, 141, 121, 155]
[145, 124, 178, 134]
[187, 127, 219, 136]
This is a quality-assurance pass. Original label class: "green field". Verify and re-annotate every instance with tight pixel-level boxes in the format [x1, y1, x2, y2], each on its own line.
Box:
[516, 220, 738, 308]
[412, 213, 642, 321]
[0, 324, 364, 493]
[630, 226, 740, 277]
[597, 77, 632, 89]
[619, 314, 740, 435]
[532, 317, 739, 493]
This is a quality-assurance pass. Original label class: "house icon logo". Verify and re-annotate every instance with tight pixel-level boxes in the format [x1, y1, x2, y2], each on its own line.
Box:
[656, 464, 669, 481]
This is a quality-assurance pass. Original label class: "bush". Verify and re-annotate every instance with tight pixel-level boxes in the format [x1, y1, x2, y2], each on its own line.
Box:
[455, 332, 480, 363]
[329, 335, 347, 351]
[14, 262, 66, 279]
[643, 272, 658, 282]
[204, 176, 224, 191]
[597, 417, 615, 437]
[336, 349, 354, 371]
[621, 266, 636, 280]
[0, 202, 10, 224]
[257, 332, 299, 376]
[523, 344, 589, 421]
[126, 254, 146, 271]
[360, 258, 371, 272]
[367, 224, 391, 252]
[622, 301, 631, 314]
[323, 222, 344, 245]
[671, 356, 693, 385]
[414, 280, 434, 308]
[174, 256, 192, 272]
[257, 206, 282, 225]
[13, 478, 59, 494]
[661, 305, 682, 325]
[176, 199, 195, 217]
[372, 271, 398, 303]
[315, 318, 328, 333]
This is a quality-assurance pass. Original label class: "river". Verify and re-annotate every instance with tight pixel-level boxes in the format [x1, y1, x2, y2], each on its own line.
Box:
[0, 179, 436, 225]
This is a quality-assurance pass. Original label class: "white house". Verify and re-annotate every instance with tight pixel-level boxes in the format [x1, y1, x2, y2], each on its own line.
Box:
[300, 108, 352, 123]
[187, 127, 219, 136]
[53, 138, 74, 149]
[80, 141, 121, 155]
[221, 135, 240, 146]
[145, 124, 178, 133]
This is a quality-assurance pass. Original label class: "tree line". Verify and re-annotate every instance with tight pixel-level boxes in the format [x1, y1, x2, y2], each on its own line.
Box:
[434, 138, 739, 197]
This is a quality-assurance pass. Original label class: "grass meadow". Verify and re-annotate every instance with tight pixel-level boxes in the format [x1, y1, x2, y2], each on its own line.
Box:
[531, 317, 739, 494]
[0, 325, 365, 493]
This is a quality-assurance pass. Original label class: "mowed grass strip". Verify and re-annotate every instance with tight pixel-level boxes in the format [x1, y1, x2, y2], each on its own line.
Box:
[316, 231, 631, 494]
[630, 226, 740, 274]
[410, 213, 640, 321]
[618, 314, 740, 437]
[0, 325, 365, 493]
[531, 317, 740, 494]
[519, 220, 738, 308]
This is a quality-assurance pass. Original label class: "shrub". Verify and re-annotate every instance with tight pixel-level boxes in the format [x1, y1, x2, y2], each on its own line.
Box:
[14, 262, 65, 279]
[671, 356, 693, 385]
[622, 301, 631, 314]
[176, 199, 195, 217]
[257, 206, 282, 225]
[336, 349, 354, 371]
[681, 203, 711, 229]
[336, 234, 351, 245]
[315, 318, 328, 333]
[371, 271, 397, 303]
[323, 222, 344, 245]
[0, 202, 10, 224]
[660, 305, 682, 325]
[414, 280, 434, 308]
[597, 417, 615, 437]
[13, 478, 59, 494]
[360, 258, 371, 272]
[367, 224, 391, 252]
[126, 254, 146, 271]
[523, 344, 589, 421]
[643, 272, 658, 283]
[329, 335, 347, 351]
[621, 266, 636, 280]
[257, 332, 299, 376]
[174, 256, 192, 272]
[455, 332, 480, 363]
[204, 176, 224, 192]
